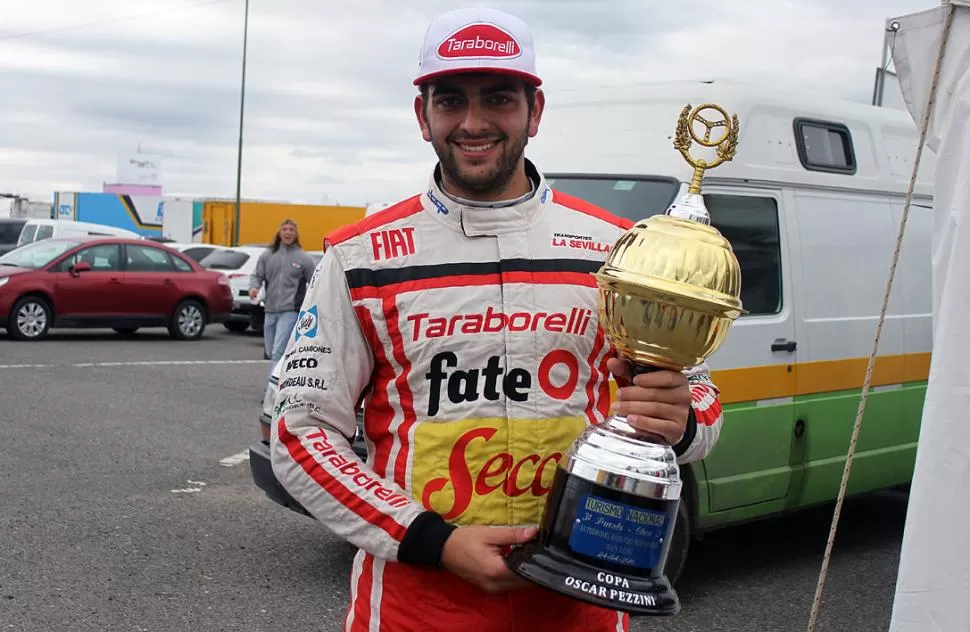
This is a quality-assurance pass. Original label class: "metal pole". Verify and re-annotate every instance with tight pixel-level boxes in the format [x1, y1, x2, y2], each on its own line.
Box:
[233, 0, 250, 246]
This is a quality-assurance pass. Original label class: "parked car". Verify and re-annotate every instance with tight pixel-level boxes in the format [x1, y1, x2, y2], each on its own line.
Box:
[248, 358, 367, 517]
[0, 236, 233, 341]
[198, 246, 267, 334]
[167, 243, 231, 263]
[0, 218, 27, 255]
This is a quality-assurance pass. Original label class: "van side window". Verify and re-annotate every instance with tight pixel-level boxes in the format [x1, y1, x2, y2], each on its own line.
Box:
[35, 225, 54, 241]
[704, 194, 783, 316]
[794, 118, 856, 174]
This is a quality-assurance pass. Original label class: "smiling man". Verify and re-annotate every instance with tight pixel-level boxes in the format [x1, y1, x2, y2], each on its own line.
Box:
[270, 7, 724, 631]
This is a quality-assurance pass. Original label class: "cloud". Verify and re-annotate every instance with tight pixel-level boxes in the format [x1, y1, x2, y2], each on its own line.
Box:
[0, 0, 933, 206]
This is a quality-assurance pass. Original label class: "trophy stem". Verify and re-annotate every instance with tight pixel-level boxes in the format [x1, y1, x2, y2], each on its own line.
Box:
[688, 165, 706, 194]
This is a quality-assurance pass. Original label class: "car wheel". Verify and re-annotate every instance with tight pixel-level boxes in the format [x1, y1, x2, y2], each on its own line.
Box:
[665, 495, 692, 587]
[223, 321, 249, 333]
[9, 295, 52, 341]
[169, 299, 207, 341]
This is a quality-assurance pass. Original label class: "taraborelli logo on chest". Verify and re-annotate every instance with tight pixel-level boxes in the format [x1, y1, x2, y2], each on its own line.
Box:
[437, 23, 521, 59]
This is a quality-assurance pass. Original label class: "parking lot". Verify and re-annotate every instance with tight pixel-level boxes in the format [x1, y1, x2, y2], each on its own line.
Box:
[1, 327, 909, 631]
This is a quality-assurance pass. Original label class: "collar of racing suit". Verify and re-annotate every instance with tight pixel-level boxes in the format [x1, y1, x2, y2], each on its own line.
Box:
[422, 158, 553, 237]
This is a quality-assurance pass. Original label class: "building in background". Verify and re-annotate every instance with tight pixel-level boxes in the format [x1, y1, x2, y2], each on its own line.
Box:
[102, 146, 164, 197]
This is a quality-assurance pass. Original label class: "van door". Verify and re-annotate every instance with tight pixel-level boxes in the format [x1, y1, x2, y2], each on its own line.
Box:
[790, 190, 905, 507]
[698, 187, 799, 513]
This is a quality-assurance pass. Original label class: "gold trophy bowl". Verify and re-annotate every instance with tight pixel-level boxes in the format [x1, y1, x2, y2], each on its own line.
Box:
[595, 212, 745, 371]
[506, 103, 745, 617]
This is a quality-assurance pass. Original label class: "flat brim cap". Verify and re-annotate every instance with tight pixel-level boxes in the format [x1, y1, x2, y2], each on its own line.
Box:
[413, 7, 542, 87]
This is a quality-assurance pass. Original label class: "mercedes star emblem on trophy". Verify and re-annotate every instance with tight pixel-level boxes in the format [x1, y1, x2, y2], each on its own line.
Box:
[506, 103, 746, 616]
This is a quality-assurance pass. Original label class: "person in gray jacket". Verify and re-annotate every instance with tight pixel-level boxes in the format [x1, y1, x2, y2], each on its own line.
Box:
[249, 219, 316, 381]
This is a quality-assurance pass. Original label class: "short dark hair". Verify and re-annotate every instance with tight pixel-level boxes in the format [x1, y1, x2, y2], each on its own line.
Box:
[420, 80, 538, 119]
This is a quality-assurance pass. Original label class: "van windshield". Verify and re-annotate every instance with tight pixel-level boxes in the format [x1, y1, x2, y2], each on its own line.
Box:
[546, 176, 680, 223]
[17, 224, 37, 246]
[0, 239, 80, 269]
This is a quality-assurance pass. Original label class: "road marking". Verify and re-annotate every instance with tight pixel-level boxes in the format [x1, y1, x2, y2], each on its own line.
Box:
[172, 479, 207, 494]
[220, 450, 251, 468]
[0, 359, 266, 369]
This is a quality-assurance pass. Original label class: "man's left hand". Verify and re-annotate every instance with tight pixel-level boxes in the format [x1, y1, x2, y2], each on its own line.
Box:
[606, 358, 692, 446]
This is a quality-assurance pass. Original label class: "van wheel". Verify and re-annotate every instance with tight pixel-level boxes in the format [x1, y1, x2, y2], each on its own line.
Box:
[169, 299, 207, 340]
[665, 497, 692, 587]
[9, 296, 52, 341]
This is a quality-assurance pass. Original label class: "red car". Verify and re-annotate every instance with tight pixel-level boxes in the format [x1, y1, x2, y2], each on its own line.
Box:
[0, 236, 234, 341]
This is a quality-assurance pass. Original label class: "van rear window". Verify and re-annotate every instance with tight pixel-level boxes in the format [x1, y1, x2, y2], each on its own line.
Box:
[200, 250, 250, 270]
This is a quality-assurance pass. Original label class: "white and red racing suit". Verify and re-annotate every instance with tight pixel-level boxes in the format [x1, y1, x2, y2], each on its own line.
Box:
[270, 160, 724, 632]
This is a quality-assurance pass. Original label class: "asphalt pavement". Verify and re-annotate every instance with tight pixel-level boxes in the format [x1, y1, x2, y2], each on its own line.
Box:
[0, 325, 910, 631]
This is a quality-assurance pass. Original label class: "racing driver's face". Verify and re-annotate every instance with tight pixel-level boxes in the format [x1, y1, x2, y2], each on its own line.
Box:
[416, 73, 544, 201]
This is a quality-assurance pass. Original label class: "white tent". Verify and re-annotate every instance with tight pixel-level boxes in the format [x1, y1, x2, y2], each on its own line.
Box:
[887, 2, 970, 630]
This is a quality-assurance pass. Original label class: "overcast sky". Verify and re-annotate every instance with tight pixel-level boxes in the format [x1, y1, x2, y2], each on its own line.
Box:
[1, 0, 933, 207]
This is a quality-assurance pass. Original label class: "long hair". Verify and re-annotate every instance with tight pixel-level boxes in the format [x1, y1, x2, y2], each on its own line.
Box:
[270, 225, 302, 252]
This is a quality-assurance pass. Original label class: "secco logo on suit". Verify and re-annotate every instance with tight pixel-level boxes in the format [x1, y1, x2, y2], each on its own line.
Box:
[410, 416, 587, 525]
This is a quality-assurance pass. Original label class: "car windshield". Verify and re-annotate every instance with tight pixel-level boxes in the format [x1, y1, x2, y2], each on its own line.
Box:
[199, 250, 250, 270]
[545, 175, 680, 223]
[0, 239, 80, 269]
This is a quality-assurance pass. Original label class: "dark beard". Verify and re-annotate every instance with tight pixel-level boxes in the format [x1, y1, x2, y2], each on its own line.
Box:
[433, 130, 529, 197]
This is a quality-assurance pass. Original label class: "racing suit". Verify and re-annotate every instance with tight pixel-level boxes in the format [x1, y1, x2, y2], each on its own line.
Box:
[271, 160, 724, 631]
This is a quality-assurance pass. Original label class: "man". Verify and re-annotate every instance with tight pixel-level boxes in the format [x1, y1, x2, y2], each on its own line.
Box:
[248, 219, 316, 383]
[271, 8, 724, 631]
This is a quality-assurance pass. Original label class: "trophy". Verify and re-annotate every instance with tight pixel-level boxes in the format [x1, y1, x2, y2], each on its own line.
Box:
[506, 103, 746, 616]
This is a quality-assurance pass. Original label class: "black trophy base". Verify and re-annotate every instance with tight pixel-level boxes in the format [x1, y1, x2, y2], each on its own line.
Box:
[505, 467, 681, 617]
[506, 540, 679, 617]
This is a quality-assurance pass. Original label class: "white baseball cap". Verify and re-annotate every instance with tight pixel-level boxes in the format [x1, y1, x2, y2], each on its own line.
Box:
[413, 7, 542, 87]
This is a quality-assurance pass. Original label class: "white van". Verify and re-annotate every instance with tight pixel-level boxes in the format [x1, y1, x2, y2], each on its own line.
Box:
[528, 78, 935, 580]
[16, 218, 141, 247]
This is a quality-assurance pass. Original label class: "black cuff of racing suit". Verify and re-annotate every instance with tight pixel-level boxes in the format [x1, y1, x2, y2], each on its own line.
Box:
[672, 407, 698, 458]
[398, 511, 458, 568]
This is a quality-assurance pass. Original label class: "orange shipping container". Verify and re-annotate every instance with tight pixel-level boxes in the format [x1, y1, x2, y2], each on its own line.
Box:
[201, 200, 366, 249]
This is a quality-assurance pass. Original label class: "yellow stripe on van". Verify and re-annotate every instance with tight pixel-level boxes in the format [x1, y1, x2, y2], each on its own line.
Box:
[711, 352, 931, 405]
[606, 352, 931, 406]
